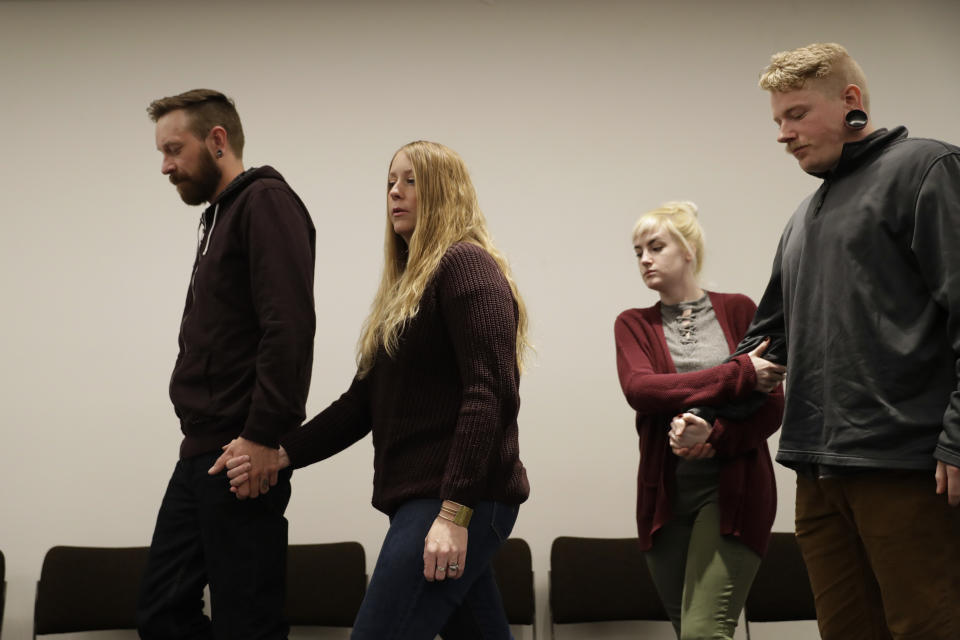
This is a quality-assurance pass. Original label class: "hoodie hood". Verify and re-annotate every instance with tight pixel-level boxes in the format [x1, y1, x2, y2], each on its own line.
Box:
[198, 166, 287, 256]
[210, 165, 286, 207]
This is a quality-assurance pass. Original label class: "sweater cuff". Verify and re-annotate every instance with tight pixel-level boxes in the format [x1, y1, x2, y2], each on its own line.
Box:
[732, 353, 758, 399]
[277, 426, 314, 469]
[440, 482, 480, 510]
[241, 408, 296, 449]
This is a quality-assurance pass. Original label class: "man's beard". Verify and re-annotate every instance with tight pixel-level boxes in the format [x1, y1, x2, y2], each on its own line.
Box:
[171, 149, 222, 206]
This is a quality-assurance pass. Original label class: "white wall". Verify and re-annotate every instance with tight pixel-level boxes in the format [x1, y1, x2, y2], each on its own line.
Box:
[1, 0, 958, 638]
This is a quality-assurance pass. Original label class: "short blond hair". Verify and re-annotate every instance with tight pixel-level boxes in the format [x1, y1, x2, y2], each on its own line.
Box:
[632, 201, 705, 276]
[759, 43, 869, 111]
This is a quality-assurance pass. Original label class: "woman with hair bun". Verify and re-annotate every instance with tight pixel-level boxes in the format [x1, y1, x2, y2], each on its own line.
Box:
[218, 141, 530, 639]
[614, 201, 785, 640]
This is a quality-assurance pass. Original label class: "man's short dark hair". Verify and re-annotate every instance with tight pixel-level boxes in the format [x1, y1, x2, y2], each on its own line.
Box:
[148, 89, 245, 158]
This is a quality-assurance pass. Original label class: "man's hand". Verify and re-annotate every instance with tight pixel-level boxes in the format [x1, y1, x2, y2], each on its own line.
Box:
[749, 338, 786, 393]
[208, 437, 281, 500]
[935, 460, 960, 507]
[225, 446, 291, 496]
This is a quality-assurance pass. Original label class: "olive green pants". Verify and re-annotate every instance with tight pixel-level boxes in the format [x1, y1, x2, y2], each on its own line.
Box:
[644, 474, 761, 640]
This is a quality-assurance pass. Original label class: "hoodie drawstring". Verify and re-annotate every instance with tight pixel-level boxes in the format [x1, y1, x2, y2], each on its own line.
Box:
[202, 203, 219, 256]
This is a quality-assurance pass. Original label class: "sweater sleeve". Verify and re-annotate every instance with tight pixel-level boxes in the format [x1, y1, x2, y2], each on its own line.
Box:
[614, 312, 758, 416]
[436, 245, 520, 507]
[240, 187, 317, 447]
[913, 152, 960, 467]
[280, 374, 374, 469]
[708, 385, 784, 457]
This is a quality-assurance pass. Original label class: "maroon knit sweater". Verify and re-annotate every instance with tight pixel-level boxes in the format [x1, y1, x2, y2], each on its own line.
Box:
[281, 242, 530, 515]
[615, 291, 784, 556]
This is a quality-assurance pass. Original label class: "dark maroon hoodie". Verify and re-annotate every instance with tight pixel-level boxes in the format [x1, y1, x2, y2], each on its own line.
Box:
[169, 165, 316, 458]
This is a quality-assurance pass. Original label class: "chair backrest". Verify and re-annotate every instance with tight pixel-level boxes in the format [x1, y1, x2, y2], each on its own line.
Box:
[491, 537, 535, 626]
[744, 532, 817, 623]
[34, 545, 150, 636]
[550, 536, 668, 625]
[284, 542, 366, 627]
[1, 548, 6, 640]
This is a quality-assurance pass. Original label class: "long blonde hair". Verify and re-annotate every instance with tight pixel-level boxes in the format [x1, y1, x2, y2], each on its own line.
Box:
[357, 140, 530, 377]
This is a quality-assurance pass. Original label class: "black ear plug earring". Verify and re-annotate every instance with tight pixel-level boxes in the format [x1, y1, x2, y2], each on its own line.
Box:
[216, 149, 223, 158]
[845, 109, 868, 130]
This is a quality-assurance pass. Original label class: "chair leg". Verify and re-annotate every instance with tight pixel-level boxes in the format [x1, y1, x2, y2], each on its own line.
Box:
[744, 618, 751, 640]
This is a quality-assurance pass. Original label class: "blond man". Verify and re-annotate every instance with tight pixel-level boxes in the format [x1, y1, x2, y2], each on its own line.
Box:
[731, 43, 960, 639]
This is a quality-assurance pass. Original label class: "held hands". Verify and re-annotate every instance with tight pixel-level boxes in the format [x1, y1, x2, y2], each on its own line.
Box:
[669, 412, 715, 459]
[749, 338, 786, 393]
[935, 461, 960, 507]
[208, 437, 289, 500]
[423, 517, 468, 582]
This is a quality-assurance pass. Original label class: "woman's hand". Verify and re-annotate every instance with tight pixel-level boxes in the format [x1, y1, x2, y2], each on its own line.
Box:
[422, 517, 467, 582]
[749, 338, 786, 393]
[669, 412, 715, 459]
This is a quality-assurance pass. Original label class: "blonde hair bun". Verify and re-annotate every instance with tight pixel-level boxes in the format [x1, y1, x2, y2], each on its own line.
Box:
[661, 201, 699, 217]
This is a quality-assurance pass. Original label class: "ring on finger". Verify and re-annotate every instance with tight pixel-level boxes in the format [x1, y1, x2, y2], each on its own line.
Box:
[448, 563, 459, 572]
[436, 566, 446, 573]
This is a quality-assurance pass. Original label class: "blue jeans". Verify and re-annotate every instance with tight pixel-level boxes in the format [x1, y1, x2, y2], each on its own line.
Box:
[351, 499, 518, 640]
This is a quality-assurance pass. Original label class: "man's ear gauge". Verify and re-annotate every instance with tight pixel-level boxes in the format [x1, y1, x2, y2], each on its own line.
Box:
[845, 109, 868, 130]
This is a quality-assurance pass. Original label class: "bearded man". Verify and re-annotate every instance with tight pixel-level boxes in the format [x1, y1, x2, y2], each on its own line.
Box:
[138, 89, 315, 640]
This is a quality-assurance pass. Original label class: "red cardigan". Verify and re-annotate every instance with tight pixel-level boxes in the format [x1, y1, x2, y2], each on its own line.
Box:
[614, 291, 784, 556]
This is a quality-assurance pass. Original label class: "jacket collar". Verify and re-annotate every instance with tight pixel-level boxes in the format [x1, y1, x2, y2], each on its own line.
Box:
[814, 126, 908, 180]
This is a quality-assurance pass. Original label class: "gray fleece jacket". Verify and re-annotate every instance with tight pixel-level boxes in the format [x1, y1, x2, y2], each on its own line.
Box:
[739, 126, 960, 471]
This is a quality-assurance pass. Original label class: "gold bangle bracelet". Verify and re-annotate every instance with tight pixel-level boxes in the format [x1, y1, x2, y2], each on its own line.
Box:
[439, 500, 474, 527]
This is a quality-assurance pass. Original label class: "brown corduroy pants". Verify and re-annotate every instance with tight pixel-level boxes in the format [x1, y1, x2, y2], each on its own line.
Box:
[795, 470, 960, 640]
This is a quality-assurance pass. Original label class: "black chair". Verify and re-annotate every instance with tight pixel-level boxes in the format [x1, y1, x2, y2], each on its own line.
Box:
[285, 542, 367, 628]
[34, 542, 367, 637]
[744, 532, 818, 639]
[549, 536, 668, 638]
[34, 545, 150, 638]
[491, 537, 535, 636]
[1, 549, 6, 640]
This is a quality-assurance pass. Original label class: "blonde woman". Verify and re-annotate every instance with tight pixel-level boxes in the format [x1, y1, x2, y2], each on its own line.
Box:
[216, 141, 529, 639]
[614, 202, 784, 639]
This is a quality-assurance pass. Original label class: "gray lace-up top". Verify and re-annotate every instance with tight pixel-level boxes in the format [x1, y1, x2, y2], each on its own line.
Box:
[661, 293, 728, 476]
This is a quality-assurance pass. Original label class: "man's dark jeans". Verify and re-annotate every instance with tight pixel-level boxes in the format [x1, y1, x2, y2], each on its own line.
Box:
[138, 451, 292, 640]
